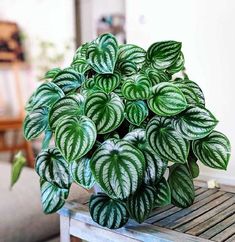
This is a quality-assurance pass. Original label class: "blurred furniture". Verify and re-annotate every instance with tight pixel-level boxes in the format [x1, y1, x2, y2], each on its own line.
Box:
[0, 62, 34, 167]
[59, 185, 235, 242]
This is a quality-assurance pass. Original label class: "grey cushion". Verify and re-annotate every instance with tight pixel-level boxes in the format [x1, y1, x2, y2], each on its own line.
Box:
[0, 162, 91, 242]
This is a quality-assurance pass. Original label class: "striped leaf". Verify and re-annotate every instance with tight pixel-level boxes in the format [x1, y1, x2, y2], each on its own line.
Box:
[146, 116, 189, 164]
[167, 52, 184, 74]
[168, 164, 195, 208]
[71, 58, 91, 74]
[87, 33, 118, 74]
[80, 78, 99, 97]
[49, 94, 84, 130]
[188, 151, 200, 178]
[90, 139, 145, 199]
[70, 157, 95, 189]
[147, 41, 182, 70]
[73, 42, 89, 59]
[40, 179, 68, 214]
[116, 60, 138, 76]
[84, 91, 124, 134]
[23, 106, 49, 140]
[148, 82, 187, 116]
[172, 105, 218, 140]
[89, 193, 129, 229]
[143, 68, 170, 86]
[192, 131, 231, 170]
[35, 148, 72, 188]
[126, 185, 155, 223]
[52, 68, 84, 94]
[55, 116, 96, 162]
[125, 100, 148, 126]
[94, 71, 121, 93]
[154, 177, 171, 207]
[121, 74, 151, 100]
[123, 128, 146, 149]
[174, 79, 205, 106]
[25, 92, 36, 112]
[43, 67, 61, 80]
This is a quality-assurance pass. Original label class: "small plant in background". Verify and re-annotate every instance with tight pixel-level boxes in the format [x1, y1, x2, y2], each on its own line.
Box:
[23, 33, 231, 229]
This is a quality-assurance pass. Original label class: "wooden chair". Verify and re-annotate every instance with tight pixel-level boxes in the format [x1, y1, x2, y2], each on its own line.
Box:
[0, 62, 34, 167]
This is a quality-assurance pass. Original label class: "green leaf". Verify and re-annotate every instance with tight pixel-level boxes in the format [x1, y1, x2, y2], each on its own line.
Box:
[192, 131, 231, 170]
[55, 116, 97, 162]
[84, 91, 124, 134]
[23, 106, 49, 140]
[71, 58, 91, 74]
[43, 67, 61, 80]
[167, 52, 184, 74]
[87, 33, 118, 73]
[125, 100, 148, 126]
[148, 82, 187, 116]
[42, 129, 53, 150]
[25, 92, 36, 112]
[121, 74, 151, 100]
[70, 157, 95, 189]
[116, 60, 138, 76]
[73, 42, 89, 59]
[35, 148, 72, 189]
[123, 128, 146, 149]
[126, 185, 155, 223]
[174, 79, 205, 106]
[94, 71, 121, 93]
[154, 177, 171, 207]
[188, 152, 200, 178]
[89, 193, 129, 229]
[49, 94, 84, 131]
[143, 68, 170, 86]
[90, 139, 145, 200]
[11, 152, 26, 188]
[147, 41, 182, 70]
[168, 164, 195, 208]
[172, 105, 218, 140]
[52, 68, 84, 94]
[146, 117, 189, 164]
[40, 179, 68, 214]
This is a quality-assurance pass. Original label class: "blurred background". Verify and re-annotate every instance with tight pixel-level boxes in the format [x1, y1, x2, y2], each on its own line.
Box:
[0, 0, 234, 241]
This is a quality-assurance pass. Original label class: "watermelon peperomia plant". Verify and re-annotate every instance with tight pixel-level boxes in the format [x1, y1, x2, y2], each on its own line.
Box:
[24, 33, 231, 229]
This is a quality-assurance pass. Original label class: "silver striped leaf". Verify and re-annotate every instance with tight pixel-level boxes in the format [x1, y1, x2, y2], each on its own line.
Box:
[188, 153, 200, 179]
[154, 177, 171, 207]
[147, 41, 182, 70]
[70, 157, 95, 189]
[80, 78, 99, 97]
[52, 68, 84, 94]
[32, 82, 64, 109]
[90, 139, 146, 199]
[173, 79, 205, 106]
[23, 106, 49, 140]
[25, 91, 36, 112]
[71, 58, 91, 74]
[94, 71, 121, 93]
[43, 67, 61, 80]
[192, 131, 231, 170]
[126, 185, 155, 223]
[146, 116, 189, 164]
[172, 105, 218, 140]
[148, 82, 187, 116]
[87, 33, 118, 74]
[121, 74, 151, 100]
[168, 164, 195, 208]
[129, 121, 148, 132]
[103, 131, 120, 140]
[167, 52, 185, 74]
[73, 42, 89, 60]
[143, 68, 170, 86]
[116, 60, 138, 76]
[49, 94, 84, 130]
[36, 148, 72, 188]
[123, 128, 146, 149]
[55, 116, 97, 162]
[89, 193, 129, 229]
[125, 100, 148, 126]
[84, 91, 125, 134]
[40, 179, 69, 214]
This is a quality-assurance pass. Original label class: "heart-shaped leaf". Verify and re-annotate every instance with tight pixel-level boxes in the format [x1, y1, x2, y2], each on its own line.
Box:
[84, 91, 124, 134]
[43, 67, 61, 80]
[143, 68, 170, 86]
[49, 94, 84, 130]
[90, 139, 145, 199]
[89, 193, 129, 229]
[126, 185, 155, 223]
[94, 71, 121, 93]
[146, 117, 189, 164]
[23, 106, 49, 140]
[147, 41, 182, 70]
[116, 60, 138, 76]
[123, 128, 146, 149]
[125, 100, 148, 126]
[172, 105, 218, 140]
[154, 177, 171, 207]
[148, 82, 187, 116]
[167, 52, 184, 74]
[36, 148, 72, 188]
[71, 58, 91, 74]
[87, 33, 118, 73]
[168, 164, 195, 208]
[188, 153, 200, 179]
[192, 131, 231, 170]
[55, 116, 97, 162]
[73, 42, 89, 59]
[122, 74, 151, 100]
[70, 157, 95, 189]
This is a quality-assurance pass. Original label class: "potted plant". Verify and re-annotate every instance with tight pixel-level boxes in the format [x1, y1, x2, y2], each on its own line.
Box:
[23, 33, 231, 229]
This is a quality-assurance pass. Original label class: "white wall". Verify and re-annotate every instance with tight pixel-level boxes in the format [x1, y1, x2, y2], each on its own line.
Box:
[126, 0, 235, 185]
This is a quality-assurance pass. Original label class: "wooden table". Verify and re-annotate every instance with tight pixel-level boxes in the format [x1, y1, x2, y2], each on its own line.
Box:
[59, 185, 235, 242]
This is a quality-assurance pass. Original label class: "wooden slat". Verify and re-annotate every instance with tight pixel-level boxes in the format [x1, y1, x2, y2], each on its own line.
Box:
[226, 234, 235, 242]
[211, 222, 235, 242]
